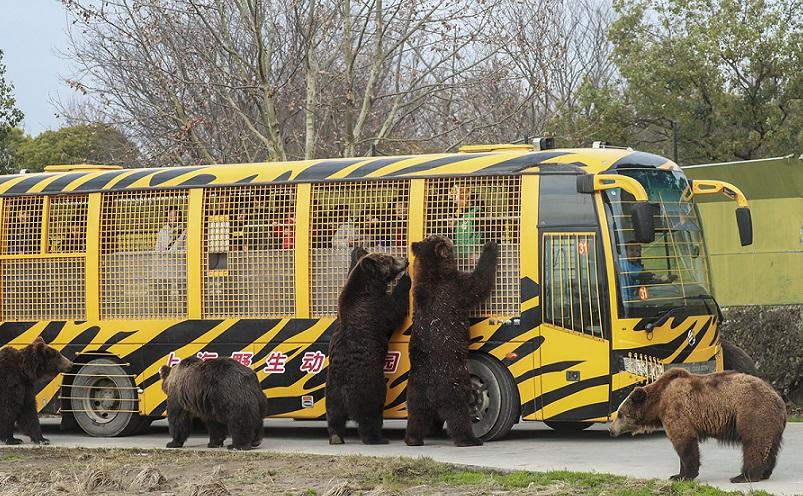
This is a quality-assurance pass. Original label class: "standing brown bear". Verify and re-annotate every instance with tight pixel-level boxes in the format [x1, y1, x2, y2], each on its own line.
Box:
[405, 235, 497, 447]
[326, 247, 410, 444]
[0, 336, 72, 445]
[160, 356, 269, 450]
[610, 368, 786, 483]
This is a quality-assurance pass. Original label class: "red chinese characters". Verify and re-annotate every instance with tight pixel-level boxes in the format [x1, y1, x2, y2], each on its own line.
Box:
[263, 351, 288, 374]
[196, 351, 219, 361]
[230, 351, 254, 367]
[384, 351, 401, 374]
[299, 351, 326, 374]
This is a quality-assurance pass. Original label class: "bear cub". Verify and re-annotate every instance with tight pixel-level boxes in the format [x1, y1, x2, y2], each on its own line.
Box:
[0, 336, 72, 445]
[405, 235, 498, 447]
[160, 356, 269, 450]
[610, 368, 786, 483]
[326, 247, 410, 444]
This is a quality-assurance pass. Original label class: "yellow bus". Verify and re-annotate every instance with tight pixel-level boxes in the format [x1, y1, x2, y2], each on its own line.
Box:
[0, 142, 752, 439]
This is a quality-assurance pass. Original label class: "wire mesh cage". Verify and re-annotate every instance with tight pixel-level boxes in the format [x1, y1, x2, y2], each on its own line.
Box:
[202, 185, 296, 317]
[2, 258, 86, 321]
[310, 181, 409, 317]
[2, 196, 44, 255]
[48, 195, 89, 253]
[100, 191, 188, 319]
[424, 176, 521, 316]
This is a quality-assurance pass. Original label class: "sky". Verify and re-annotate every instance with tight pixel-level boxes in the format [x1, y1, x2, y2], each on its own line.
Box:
[0, 1, 77, 136]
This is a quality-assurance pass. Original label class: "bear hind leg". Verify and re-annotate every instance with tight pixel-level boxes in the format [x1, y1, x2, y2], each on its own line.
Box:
[166, 405, 191, 448]
[226, 413, 258, 451]
[732, 438, 779, 483]
[0, 405, 22, 445]
[326, 392, 348, 445]
[206, 420, 227, 448]
[355, 408, 387, 445]
[438, 405, 481, 447]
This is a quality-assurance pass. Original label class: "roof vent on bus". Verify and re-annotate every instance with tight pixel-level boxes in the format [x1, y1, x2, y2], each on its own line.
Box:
[533, 137, 556, 151]
[44, 164, 124, 173]
[592, 141, 609, 149]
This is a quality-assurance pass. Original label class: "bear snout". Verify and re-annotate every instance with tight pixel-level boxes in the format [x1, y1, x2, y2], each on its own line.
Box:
[59, 357, 73, 373]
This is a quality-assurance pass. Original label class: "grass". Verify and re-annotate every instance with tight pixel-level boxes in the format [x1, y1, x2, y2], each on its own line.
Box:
[787, 415, 803, 423]
[0, 448, 780, 496]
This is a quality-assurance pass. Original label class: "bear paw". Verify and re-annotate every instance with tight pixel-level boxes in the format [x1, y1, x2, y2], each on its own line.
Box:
[329, 434, 345, 445]
[166, 441, 183, 448]
[207, 441, 224, 448]
[4, 437, 23, 445]
[32, 438, 50, 445]
[404, 436, 423, 446]
[669, 473, 696, 481]
[729, 474, 755, 484]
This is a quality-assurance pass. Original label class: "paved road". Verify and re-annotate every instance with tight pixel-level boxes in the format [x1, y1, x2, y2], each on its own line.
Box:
[19, 419, 803, 495]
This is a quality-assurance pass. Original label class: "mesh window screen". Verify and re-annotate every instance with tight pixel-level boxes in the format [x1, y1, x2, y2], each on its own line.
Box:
[100, 191, 188, 319]
[424, 176, 521, 316]
[3, 196, 44, 254]
[310, 181, 409, 317]
[203, 185, 296, 317]
[2, 258, 85, 320]
[48, 195, 89, 253]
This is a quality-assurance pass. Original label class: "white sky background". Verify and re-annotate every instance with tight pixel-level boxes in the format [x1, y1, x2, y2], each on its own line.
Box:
[0, 0, 76, 135]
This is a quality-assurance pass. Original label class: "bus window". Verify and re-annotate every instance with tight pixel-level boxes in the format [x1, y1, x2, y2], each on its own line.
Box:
[202, 185, 296, 318]
[542, 233, 604, 337]
[48, 195, 89, 253]
[310, 181, 409, 317]
[3, 196, 43, 255]
[424, 176, 521, 317]
[100, 191, 188, 319]
[1, 195, 87, 321]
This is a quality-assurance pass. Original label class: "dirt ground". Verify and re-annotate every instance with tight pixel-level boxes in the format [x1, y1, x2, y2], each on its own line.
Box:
[0, 447, 766, 496]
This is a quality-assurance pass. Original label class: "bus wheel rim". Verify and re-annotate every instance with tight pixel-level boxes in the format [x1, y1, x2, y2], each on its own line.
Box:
[81, 377, 121, 424]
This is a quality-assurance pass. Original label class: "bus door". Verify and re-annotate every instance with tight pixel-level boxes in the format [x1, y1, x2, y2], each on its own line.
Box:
[535, 174, 611, 422]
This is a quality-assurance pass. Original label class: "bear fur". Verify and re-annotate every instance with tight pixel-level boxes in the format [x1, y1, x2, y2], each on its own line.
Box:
[326, 247, 410, 444]
[159, 357, 269, 450]
[405, 235, 498, 447]
[721, 340, 759, 376]
[0, 336, 72, 445]
[610, 368, 786, 483]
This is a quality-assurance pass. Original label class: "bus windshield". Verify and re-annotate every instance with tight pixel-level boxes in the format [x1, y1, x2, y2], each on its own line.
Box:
[604, 168, 712, 318]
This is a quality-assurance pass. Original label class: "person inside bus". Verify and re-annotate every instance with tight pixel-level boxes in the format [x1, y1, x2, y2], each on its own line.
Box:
[61, 216, 86, 253]
[450, 185, 490, 257]
[331, 204, 360, 249]
[270, 196, 295, 250]
[392, 195, 407, 246]
[7, 207, 38, 254]
[619, 242, 678, 300]
[155, 207, 186, 253]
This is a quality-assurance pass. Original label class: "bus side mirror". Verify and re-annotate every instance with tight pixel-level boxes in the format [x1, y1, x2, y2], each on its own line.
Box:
[631, 202, 655, 244]
[736, 207, 752, 246]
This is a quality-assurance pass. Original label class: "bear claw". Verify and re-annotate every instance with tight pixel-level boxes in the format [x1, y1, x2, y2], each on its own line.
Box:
[362, 437, 389, 445]
[730, 474, 755, 484]
[33, 438, 50, 445]
[669, 474, 696, 481]
[166, 441, 183, 448]
[4, 438, 23, 445]
[329, 434, 344, 445]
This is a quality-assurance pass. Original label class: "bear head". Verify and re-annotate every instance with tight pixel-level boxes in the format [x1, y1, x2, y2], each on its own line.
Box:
[411, 235, 456, 272]
[21, 336, 73, 383]
[159, 355, 203, 393]
[350, 251, 408, 291]
[610, 368, 690, 437]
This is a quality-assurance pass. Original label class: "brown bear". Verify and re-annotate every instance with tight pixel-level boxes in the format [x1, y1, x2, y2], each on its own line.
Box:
[326, 247, 410, 444]
[610, 368, 786, 483]
[721, 340, 759, 376]
[405, 235, 498, 447]
[0, 336, 72, 445]
[159, 356, 268, 450]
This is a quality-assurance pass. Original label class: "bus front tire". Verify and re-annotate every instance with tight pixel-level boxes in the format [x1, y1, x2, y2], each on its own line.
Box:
[69, 358, 144, 437]
[468, 353, 519, 441]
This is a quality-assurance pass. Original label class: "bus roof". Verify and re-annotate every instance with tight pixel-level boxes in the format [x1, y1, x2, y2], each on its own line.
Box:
[0, 147, 678, 196]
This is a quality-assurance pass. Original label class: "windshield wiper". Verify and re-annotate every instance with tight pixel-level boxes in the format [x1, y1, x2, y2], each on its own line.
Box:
[637, 306, 691, 332]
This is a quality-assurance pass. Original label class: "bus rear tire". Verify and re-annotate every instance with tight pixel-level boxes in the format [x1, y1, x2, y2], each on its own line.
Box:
[544, 421, 593, 432]
[69, 358, 143, 437]
[468, 353, 519, 441]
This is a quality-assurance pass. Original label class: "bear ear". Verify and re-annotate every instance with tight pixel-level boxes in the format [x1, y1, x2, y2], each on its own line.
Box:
[411, 241, 421, 253]
[159, 365, 172, 380]
[33, 336, 45, 345]
[630, 387, 647, 404]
